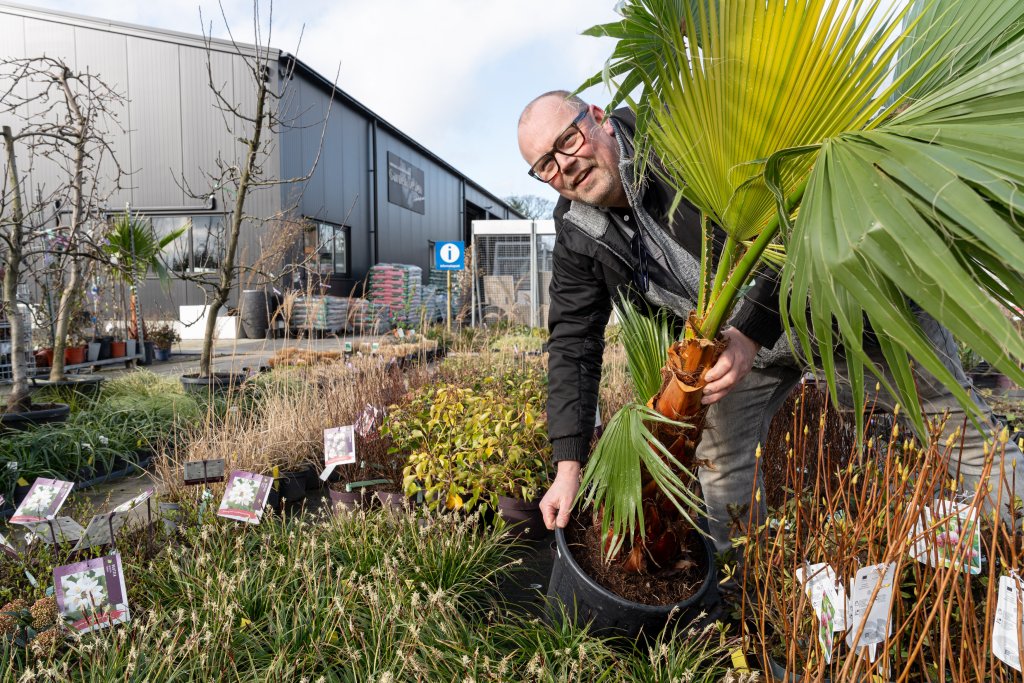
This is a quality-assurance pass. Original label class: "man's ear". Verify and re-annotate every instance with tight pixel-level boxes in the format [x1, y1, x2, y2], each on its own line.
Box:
[591, 104, 613, 133]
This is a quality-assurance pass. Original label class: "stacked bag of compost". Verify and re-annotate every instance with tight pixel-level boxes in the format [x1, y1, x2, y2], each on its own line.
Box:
[290, 296, 349, 332]
[366, 263, 423, 328]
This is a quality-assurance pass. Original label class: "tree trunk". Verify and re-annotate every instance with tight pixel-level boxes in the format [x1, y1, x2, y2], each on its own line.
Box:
[49, 258, 81, 381]
[618, 314, 725, 574]
[199, 73, 266, 378]
[2, 126, 31, 413]
[49, 82, 88, 382]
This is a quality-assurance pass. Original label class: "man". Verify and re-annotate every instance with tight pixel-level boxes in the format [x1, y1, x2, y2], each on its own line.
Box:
[518, 90, 1023, 553]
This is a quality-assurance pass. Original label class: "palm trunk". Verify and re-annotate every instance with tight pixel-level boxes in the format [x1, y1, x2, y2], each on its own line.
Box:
[616, 314, 725, 574]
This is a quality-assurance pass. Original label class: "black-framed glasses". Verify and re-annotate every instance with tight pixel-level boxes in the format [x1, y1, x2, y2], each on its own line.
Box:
[527, 109, 589, 182]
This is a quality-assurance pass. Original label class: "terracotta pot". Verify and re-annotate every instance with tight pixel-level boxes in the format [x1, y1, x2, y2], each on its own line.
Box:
[34, 348, 53, 368]
[64, 345, 86, 365]
[110, 341, 127, 358]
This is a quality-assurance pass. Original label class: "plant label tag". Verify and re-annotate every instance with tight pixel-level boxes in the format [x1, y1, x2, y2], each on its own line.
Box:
[112, 488, 155, 514]
[24, 517, 85, 545]
[371, 342, 380, 352]
[54, 551, 130, 634]
[0, 531, 16, 558]
[397, 328, 405, 339]
[932, 498, 982, 574]
[320, 425, 356, 481]
[909, 499, 982, 574]
[796, 562, 847, 631]
[73, 513, 128, 551]
[344, 341, 353, 353]
[994, 575, 1024, 671]
[818, 590, 836, 663]
[845, 562, 896, 651]
[158, 502, 181, 534]
[183, 459, 226, 485]
[10, 478, 75, 525]
[217, 471, 273, 524]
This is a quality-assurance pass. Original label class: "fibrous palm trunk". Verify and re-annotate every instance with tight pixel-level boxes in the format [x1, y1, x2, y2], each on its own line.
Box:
[618, 315, 723, 574]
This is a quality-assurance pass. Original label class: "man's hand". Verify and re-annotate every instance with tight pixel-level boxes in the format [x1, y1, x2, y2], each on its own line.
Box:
[701, 327, 760, 405]
[540, 460, 581, 529]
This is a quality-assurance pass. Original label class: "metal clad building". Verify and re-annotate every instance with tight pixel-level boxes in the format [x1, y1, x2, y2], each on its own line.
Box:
[0, 2, 519, 315]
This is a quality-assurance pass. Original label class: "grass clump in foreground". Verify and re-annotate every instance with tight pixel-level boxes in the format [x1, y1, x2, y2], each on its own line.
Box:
[0, 501, 739, 682]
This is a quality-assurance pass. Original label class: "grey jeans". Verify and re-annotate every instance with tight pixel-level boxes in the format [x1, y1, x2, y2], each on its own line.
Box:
[698, 313, 1024, 554]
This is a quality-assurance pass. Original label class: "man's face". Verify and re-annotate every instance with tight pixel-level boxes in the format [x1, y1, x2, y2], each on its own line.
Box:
[518, 98, 628, 208]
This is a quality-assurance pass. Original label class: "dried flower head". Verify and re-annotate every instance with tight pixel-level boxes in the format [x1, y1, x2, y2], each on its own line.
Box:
[29, 626, 66, 659]
[30, 597, 58, 629]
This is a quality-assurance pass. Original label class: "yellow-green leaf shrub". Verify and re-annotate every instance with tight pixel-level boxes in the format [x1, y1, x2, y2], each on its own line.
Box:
[382, 377, 550, 513]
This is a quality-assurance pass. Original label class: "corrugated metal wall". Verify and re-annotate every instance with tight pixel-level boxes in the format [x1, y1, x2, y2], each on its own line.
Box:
[1, 3, 519, 320]
[0, 7, 282, 318]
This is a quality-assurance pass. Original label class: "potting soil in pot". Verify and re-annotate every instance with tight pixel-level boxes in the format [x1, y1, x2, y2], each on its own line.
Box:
[564, 516, 707, 605]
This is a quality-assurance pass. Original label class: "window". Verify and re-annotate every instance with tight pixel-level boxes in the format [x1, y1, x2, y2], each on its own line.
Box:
[305, 221, 350, 277]
[150, 215, 225, 274]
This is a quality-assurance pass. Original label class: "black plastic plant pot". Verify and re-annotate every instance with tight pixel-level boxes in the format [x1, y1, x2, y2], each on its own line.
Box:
[180, 372, 246, 396]
[32, 376, 106, 397]
[0, 402, 71, 431]
[546, 520, 719, 642]
[497, 495, 549, 540]
[303, 463, 323, 491]
[278, 471, 307, 505]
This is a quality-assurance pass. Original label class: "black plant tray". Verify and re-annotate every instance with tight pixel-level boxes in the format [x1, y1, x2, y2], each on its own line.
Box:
[1, 450, 155, 521]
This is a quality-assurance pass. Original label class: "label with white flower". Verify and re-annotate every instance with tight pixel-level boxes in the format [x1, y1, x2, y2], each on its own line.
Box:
[320, 425, 356, 481]
[10, 478, 75, 525]
[217, 470, 273, 524]
[54, 551, 130, 634]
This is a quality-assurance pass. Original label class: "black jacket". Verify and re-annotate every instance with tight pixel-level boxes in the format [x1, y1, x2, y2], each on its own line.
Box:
[546, 110, 785, 463]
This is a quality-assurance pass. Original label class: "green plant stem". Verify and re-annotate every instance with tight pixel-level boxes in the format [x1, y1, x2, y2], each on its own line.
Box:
[699, 180, 807, 340]
[704, 237, 738, 327]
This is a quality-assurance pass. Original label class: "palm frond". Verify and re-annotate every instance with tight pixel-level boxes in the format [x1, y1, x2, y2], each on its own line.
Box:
[579, 402, 704, 561]
[782, 35, 1024, 435]
[891, 0, 1024, 103]
[615, 296, 675, 402]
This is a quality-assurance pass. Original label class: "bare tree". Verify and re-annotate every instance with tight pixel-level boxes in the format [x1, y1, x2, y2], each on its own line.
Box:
[504, 194, 555, 220]
[0, 57, 126, 384]
[178, 0, 333, 379]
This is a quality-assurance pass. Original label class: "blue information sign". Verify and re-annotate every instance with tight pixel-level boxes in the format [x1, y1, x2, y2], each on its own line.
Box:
[435, 241, 465, 271]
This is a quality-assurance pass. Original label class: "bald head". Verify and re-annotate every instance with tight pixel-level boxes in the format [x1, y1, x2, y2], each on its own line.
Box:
[517, 91, 628, 208]
[518, 90, 587, 130]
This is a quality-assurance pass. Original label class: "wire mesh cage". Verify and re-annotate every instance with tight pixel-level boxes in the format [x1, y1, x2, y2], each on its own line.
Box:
[470, 220, 555, 328]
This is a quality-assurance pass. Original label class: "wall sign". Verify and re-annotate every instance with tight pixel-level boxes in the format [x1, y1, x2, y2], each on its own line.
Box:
[387, 152, 425, 214]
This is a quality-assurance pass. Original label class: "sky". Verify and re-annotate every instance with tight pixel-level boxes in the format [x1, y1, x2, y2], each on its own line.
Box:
[20, 0, 623, 208]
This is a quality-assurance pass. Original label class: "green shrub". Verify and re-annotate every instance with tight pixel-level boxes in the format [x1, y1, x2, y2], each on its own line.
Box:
[384, 377, 551, 512]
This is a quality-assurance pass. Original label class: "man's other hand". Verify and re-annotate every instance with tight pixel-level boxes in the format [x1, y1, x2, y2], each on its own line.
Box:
[540, 460, 581, 529]
[701, 327, 760, 405]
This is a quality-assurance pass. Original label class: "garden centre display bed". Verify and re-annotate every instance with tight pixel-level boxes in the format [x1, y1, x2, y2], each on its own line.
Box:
[563, 515, 706, 605]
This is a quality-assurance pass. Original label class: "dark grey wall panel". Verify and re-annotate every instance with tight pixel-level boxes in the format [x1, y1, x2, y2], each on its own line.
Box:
[73, 26, 133, 211]
[126, 36, 183, 207]
[375, 130, 464, 279]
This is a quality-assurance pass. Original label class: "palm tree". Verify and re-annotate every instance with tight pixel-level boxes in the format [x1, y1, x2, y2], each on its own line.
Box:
[103, 210, 187, 340]
[580, 0, 1024, 571]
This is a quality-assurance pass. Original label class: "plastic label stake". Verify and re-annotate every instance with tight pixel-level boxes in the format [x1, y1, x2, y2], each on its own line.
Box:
[994, 574, 1024, 671]
[846, 562, 896, 651]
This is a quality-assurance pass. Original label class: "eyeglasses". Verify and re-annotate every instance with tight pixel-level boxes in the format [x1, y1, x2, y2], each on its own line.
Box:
[527, 109, 589, 182]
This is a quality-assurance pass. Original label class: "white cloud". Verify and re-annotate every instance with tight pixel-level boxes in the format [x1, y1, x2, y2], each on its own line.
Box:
[20, 0, 621, 198]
